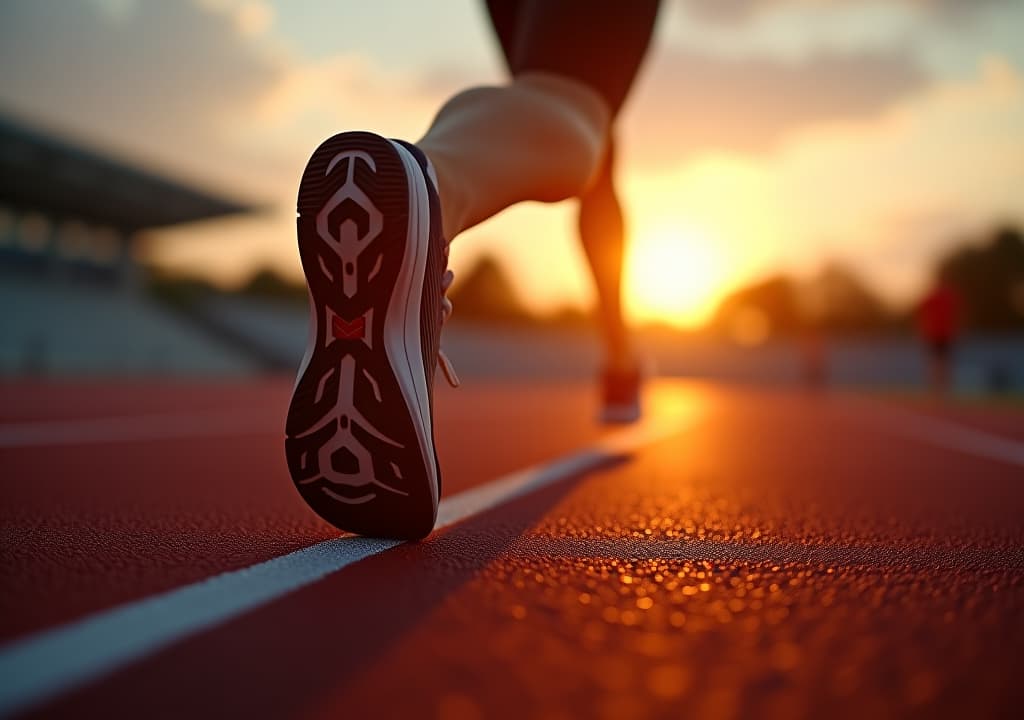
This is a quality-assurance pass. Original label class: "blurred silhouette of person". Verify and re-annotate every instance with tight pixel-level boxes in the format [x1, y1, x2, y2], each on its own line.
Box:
[799, 326, 828, 389]
[286, 2, 661, 538]
[918, 278, 961, 395]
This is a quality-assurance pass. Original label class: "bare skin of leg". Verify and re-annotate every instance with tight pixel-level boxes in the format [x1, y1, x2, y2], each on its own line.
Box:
[417, 71, 634, 374]
[417, 72, 610, 241]
[578, 138, 634, 372]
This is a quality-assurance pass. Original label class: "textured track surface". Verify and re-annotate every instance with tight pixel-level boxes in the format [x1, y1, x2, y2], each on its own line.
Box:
[1, 379, 1022, 719]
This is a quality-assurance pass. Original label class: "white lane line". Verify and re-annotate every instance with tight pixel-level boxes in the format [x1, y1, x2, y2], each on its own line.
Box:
[870, 404, 1024, 468]
[0, 410, 279, 448]
[0, 416, 691, 718]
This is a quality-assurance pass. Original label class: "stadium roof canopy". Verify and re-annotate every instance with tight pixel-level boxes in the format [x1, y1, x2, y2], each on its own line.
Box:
[0, 114, 256, 233]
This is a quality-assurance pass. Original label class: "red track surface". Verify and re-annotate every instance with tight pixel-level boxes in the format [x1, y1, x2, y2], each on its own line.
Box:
[1, 379, 1022, 719]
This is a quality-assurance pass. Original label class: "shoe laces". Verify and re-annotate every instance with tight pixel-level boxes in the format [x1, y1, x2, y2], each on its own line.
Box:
[438, 265, 460, 388]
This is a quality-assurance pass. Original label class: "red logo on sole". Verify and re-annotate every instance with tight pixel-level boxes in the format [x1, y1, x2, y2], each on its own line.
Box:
[332, 315, 366, 340]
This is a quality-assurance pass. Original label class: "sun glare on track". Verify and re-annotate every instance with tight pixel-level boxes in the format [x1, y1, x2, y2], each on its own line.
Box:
[625, 226, 725, 328]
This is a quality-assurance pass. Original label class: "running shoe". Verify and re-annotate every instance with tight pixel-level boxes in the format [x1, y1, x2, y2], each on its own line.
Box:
[599, 366, 642, 424]
[286, 131, 457, 540]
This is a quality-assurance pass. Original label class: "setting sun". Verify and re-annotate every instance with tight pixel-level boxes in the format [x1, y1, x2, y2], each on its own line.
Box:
[624, 226, 726, 328]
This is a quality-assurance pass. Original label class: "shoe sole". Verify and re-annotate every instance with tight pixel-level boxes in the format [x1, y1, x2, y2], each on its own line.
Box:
[286, 132, 438, 540]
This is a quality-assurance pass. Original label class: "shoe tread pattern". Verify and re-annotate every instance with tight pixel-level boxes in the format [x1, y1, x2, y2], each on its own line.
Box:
[287, 132, 436, 540]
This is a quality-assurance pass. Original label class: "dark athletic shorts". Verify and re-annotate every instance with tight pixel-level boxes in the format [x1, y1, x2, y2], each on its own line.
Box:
[483, 0, 661, 116]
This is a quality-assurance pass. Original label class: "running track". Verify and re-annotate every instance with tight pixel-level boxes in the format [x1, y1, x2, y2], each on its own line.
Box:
[1, 379, 1022, 719]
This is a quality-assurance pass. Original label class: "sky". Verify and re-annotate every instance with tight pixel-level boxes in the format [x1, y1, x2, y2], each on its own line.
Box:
[1, 0, 1023, 327]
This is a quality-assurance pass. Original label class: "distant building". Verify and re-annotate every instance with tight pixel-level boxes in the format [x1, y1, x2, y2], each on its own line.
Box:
[0, 113, 253, 287]
[0, 114, 260, 375]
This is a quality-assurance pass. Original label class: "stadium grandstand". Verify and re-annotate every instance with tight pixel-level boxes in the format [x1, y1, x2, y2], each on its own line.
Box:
[0, 114, 261, 375]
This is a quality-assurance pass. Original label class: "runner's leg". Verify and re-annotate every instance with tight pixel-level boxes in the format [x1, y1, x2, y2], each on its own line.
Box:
[418, 74, 609, 240]
[473, 0, 658, 371]
[420, 0, 660, 240]
[578, 138, 633, 372]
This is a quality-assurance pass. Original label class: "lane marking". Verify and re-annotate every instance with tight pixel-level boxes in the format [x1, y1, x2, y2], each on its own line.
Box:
[0, 416, 692, 718]
[0, 410, 278, 448]
[864, 403, 1024, 469]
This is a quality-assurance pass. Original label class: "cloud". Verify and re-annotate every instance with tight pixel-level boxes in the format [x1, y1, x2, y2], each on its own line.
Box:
[614, 54, 1024, 314]
[0, 0, 468, 194]
[677, 0, 1011, 26]
[626, 45, 927, 167]
[0, 0, 285, 188]
[194, 0, 275, 37]
[243, 52, 450, 149]
[766, 56, 1024, 299]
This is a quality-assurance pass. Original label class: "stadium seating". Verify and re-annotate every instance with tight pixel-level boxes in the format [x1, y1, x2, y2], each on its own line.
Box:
[0, 276, 257, 375]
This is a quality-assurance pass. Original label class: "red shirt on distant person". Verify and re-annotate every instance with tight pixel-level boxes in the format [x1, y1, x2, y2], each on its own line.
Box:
[918, 282, 960, 349]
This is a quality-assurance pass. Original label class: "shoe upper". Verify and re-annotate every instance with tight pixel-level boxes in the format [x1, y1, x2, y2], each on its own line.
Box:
[600, 366, 642, 424]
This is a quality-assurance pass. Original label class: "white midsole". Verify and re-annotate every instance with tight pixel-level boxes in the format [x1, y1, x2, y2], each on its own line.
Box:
[385, 139, 439, 510]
